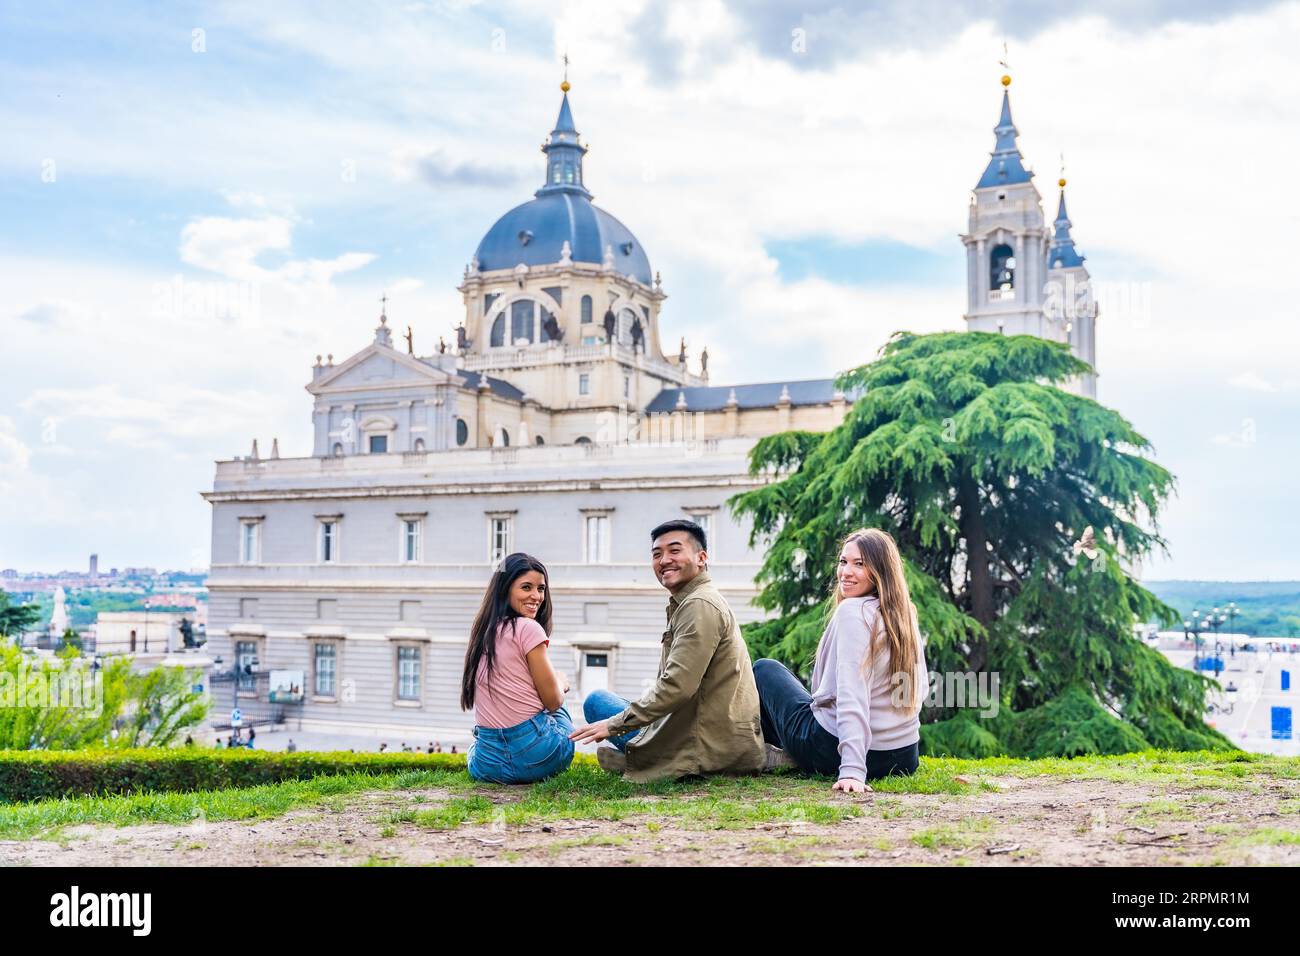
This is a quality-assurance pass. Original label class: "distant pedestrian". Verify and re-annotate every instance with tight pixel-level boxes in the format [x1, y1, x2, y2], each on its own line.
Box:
[435, 741, 443, 753]
[287, 738, 297, 753]
[378, 742, 388, 753]
[426, 741, 435, 754]
[184, 734, 194, 747]
[248, 726, 256, 749]
[451, 745, 458, 754]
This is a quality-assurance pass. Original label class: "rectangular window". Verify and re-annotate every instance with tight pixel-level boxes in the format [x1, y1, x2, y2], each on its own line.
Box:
[584, 514, 610, 564]
[689, 512, 715, 558]
[239, 598, 258, 619]
[623, 375, 630, 398]
[236, 640, 258, 693]
[397, 645, 421, 701]
[314, 643, 337, 697]
[488, 516, 513, 564]
[578, 373, 590, 396]
[239, 521, 260, 564]
[368, 434, 388, 454]
[319, 521, 337, 562]
[400, 600, 421, 623]
[403, 519, 422, 562]
[316, 598, 337, 620]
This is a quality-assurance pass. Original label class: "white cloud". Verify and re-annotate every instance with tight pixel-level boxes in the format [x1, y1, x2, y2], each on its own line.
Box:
[178, 216, 376, 294]
[5, 1, 1300, 576]
[19, 383, 280, 449]
[0, 415, 32, 474]
[1228, 370, 1296, 393]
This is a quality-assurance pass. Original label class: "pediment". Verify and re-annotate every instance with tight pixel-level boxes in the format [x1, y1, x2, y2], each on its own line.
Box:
[307, 344, 462, 395]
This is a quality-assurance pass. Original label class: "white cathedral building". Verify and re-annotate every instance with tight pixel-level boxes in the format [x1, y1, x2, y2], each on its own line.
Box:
[202, 77, 1098, 743]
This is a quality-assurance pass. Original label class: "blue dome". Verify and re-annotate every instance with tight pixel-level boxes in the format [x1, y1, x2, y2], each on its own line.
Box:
[474, 192, 652, 285]
[471, 90, 653, 286]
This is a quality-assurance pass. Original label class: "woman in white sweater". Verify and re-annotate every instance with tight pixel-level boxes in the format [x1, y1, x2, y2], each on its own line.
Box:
[754, 528, 927, 791]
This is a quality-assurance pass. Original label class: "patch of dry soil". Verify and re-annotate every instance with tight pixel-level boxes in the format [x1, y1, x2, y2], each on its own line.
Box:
[1, 777, 1295, 867]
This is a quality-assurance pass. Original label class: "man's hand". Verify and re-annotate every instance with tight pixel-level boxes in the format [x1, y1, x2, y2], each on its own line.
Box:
[570, 719, 612, 744]
[832, 778, 872, 793]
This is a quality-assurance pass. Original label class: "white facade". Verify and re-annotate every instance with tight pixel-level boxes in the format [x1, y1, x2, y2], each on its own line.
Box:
[202, 84, 846, 742]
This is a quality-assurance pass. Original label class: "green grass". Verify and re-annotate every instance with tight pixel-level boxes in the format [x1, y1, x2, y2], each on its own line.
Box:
[0, 767, 469, 840]
[911, 816, 996, 850]
[2, 750, 1297, 844]
[1233, 827, 1300, 847]
[1126, 798, 1197, 823]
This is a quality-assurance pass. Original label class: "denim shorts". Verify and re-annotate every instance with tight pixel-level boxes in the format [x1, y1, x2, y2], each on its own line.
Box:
[467, 707, 576, 785]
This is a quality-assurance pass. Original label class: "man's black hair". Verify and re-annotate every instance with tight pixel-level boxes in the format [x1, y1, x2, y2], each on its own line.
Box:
[650, 518, 707, 552]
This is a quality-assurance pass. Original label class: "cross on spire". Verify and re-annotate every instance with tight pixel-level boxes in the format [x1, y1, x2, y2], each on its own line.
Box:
[379, 292, 388, 318]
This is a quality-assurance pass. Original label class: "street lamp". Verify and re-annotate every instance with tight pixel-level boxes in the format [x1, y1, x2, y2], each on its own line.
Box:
[1184, 610, 1205, 669]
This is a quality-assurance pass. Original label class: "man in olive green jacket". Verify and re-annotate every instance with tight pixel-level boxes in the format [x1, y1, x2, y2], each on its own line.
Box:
[570, 519, 765, 783]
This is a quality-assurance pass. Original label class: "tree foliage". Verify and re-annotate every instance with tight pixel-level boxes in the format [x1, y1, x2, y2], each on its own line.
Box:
[0, 591, 41, 639]
[0, 642, 208, 750]
[731, 331, 1232, 757]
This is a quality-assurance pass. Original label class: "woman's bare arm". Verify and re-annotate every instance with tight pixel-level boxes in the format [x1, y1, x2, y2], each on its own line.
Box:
[525, 643, 568, 711]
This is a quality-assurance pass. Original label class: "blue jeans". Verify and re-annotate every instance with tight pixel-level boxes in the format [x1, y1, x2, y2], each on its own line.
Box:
[467, 707, 576, 784]
[753, 658, 919, 780]
[582, 689, 639, 751]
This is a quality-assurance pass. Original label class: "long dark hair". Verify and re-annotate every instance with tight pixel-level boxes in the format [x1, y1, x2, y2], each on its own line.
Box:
[460, 552, 553, 711]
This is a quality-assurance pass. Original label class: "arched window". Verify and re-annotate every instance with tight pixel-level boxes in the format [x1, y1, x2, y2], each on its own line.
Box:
[490, 314, 505, 347]
[332, 442, 343, 457]
[575, 436, 591, 445]
[499, 427, 510, 447]
[511, 299, 534, 344]
[990, 244, 1015, 291]
[535, 435, 545, 445]
[413, 438, 426, 452]
[581, 295, 592, 324]
[618, 309, 637, 345]
[455, 418, 469, 446]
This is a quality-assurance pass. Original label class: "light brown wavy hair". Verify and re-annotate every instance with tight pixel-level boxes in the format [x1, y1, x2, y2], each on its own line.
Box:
[832, 528, 924, 710]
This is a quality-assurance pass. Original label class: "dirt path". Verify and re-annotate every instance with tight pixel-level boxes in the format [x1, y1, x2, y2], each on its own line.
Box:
[2, 775, 1296, 866]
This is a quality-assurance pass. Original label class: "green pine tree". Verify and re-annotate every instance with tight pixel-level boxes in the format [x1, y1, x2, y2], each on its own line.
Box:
[731, 331, 1232, 757]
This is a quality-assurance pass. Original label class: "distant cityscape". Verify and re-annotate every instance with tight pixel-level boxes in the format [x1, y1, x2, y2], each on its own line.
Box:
[1, 554, 209, 635]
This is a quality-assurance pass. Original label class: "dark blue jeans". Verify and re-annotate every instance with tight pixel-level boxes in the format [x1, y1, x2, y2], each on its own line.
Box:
[753, 658, 919, 781]
[582, 689, 639, 751]
[468, 708, 575, 784]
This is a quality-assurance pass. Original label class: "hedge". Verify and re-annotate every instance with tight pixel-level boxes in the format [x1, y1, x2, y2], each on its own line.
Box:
[0, 748, 470, 803]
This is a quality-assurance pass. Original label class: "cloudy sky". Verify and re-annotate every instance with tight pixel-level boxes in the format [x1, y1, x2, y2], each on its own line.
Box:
[3, 0, 1298, 579]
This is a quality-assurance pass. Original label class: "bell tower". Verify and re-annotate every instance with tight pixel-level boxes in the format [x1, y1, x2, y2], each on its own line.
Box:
[1045, 177, 1098, 397]
[961, 75, 1052, 340]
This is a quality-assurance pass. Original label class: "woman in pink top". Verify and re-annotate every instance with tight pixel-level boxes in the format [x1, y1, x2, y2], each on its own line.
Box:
[462, 553, 574, 784]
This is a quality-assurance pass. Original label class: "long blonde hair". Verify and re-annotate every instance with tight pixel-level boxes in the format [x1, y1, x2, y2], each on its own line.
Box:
[832, 528, 924, 710]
